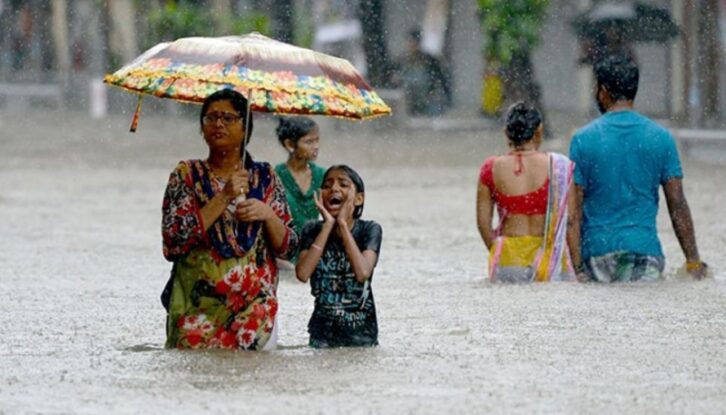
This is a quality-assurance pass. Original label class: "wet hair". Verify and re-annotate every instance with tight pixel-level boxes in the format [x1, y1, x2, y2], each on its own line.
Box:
[199, 89, 254, 147]
[275, 116, 318, 148]
[324, 165, 365, 219]
[504, 102, 542, 146]
[594, 53, 639, 101]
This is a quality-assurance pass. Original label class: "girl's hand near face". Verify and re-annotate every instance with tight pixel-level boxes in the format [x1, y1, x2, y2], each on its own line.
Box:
[235, 198, 273, 222]
[314, 190, 335, 225]
[337, 187, 356, 225]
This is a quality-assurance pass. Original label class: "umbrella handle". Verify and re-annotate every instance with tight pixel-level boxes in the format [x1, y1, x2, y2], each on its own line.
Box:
[229, 89, 253, 214]
[240, 88, 253, 167]
[129, 95, 143, 133]
[226, 194, 246, 214]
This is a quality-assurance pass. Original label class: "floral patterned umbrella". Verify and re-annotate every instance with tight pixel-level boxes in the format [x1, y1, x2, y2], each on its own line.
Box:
[104, 33, 391, 131]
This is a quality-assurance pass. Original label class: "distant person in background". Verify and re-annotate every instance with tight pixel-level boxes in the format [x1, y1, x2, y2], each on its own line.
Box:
[568, 54, 707, 282]
[393, 28, 451, 116]
[477, 103, 576, 283]
[577, 26, 636, 68]
[275, 116, 325, 262]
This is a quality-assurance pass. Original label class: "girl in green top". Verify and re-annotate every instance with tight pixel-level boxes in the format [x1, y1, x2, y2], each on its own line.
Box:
[274, 117, 326, 260]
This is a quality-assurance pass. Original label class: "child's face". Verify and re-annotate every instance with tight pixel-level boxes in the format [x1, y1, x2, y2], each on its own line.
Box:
[289, 126, 319, 161]
[321, 169, 364, 218]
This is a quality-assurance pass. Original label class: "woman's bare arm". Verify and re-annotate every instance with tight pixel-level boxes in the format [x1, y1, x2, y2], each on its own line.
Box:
[338, 221, 377, 283]
[476, 182, 495, 250]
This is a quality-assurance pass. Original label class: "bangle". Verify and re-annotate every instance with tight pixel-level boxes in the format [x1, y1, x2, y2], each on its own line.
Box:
[311, 243, 323, 251]
[686, 260, 706, 271]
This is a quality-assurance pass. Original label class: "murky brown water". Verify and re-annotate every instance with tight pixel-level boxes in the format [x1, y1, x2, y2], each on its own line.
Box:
[1, 112, 725, 414]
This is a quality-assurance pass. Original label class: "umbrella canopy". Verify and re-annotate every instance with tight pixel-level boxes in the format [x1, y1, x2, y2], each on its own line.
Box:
[572, 1, 680, 43]
[104, 33, 391, 130]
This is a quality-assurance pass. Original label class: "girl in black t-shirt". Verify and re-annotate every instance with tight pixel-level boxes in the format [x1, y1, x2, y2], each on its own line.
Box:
[295, 165, 383, 348]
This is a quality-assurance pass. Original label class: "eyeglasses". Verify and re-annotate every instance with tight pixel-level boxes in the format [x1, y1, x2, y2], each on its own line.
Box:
[202, 112, 241, 126]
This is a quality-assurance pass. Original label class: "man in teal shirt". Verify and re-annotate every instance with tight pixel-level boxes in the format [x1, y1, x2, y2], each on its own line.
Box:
[568, 54, 707, 282]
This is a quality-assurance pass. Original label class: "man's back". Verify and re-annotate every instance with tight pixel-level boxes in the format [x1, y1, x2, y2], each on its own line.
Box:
[570, 110, 682, 260]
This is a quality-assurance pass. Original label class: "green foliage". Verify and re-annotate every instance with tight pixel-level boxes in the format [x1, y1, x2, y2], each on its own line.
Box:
[143, 1, 270, 49]
[146, 2, 212, 44]
[293, 9, 315, 49]
[478, 0, 549, 64]
[231, 14, 270, 36]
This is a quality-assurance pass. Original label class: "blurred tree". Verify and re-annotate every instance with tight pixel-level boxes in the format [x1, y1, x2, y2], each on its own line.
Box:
[477, 0, 549, 119]
[143, 1, 212, 49]
[358, 0, 392, 87]
[272, 0, 294, 43]
[141, 0, 269, 49]
[211, 0, 233, 34]
[292, 0, 315, 48]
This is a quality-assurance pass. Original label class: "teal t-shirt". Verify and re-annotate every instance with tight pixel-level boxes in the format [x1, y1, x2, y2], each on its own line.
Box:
[569, 111, 683, 260]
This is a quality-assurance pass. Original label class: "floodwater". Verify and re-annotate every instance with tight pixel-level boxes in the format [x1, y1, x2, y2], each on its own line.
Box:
[1, 111, 725, 414]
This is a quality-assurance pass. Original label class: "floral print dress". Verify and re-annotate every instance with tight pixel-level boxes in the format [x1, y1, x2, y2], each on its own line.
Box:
[162, 156, 297, 350]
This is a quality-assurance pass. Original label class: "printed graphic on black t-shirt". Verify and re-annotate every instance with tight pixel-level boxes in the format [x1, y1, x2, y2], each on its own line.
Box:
[300, 220, 382, 347]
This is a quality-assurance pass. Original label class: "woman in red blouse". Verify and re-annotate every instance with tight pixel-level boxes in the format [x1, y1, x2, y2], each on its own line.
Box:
[161, 89, 297, 350]
[476, 102, 577, 283]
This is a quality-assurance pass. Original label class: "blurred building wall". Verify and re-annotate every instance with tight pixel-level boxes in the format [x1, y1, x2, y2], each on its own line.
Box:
[448, 0, 484, 112]
[383, 0, 703, 120]
[534, 0, 671, 117]
[0, 0, 720, 123]
[385, 0, 483, 115]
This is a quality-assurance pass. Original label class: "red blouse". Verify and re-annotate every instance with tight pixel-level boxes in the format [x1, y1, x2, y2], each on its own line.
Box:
[479, 157, 548, 215]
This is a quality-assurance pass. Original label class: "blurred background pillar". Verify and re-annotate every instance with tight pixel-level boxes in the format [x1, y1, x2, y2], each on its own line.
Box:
[211, 0, 233, 34]
[686, 0, 723, 126]
[108, 0, 137, 65]
[51, 0, 70, 84]
[668, 0, 686, 121]
[359, 0, 391, 87]
[272, 0, 294, 43]
[697, 0, 722, 126]
[450, 0, 482, 112]
[576, 0, 594, 116]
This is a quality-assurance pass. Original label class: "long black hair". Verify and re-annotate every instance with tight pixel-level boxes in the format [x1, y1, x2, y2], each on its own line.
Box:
[504, 102, 542, 146]
[200, 89, 254, 151]
[275, 116, 317, 148]
[324, 165, 365, 219]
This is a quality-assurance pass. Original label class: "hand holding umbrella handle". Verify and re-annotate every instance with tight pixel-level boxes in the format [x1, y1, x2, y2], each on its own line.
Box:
[227, 90, 252, 214]
[224, 165, 248, 214]
[227, 193, 247, 213]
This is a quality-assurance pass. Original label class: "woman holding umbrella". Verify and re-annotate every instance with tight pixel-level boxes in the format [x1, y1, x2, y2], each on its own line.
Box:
[161, 89, 298, 350]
